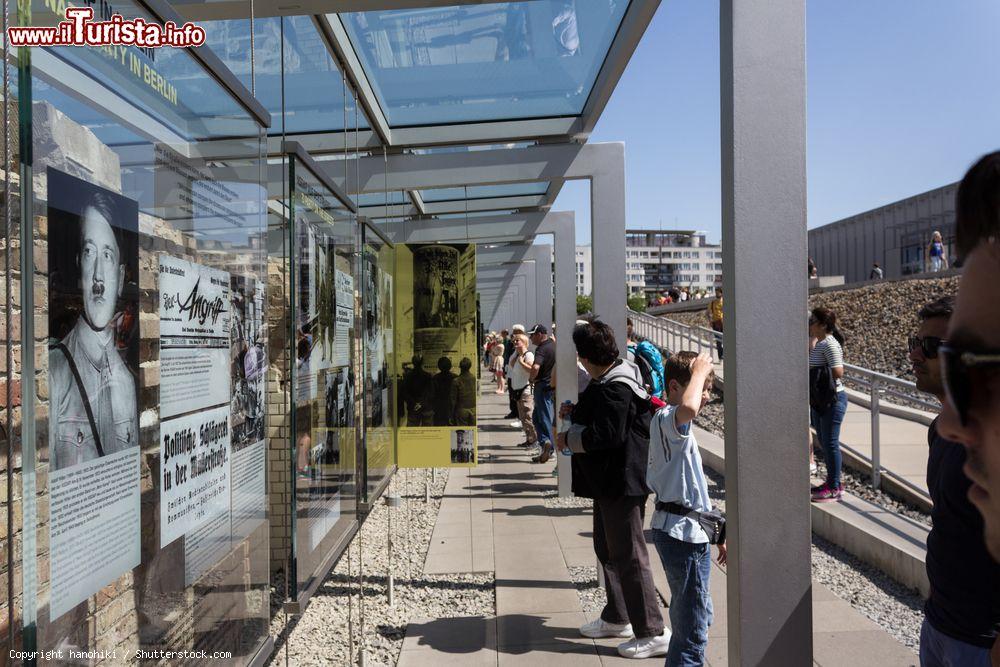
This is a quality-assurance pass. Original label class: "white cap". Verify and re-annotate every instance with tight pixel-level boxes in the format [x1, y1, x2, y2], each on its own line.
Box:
[512, 323, 525, 333]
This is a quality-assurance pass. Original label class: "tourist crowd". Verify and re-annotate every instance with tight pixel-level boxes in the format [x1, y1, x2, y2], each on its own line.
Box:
[479, 150, 1000, 665]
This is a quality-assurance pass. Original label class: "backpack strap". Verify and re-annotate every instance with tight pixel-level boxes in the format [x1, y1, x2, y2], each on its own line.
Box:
[52, 342, 106, 457]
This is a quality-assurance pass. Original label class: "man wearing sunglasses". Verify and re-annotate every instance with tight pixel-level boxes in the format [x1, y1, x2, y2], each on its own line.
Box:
[911, 296, 1000, 667]
[937, 151, 1000, 666]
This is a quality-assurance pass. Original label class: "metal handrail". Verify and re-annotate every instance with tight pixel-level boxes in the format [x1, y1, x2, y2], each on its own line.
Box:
[626, 308, 933, 502]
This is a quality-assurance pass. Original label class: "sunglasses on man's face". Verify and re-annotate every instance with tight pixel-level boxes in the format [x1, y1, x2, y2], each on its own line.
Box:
[908, 335, 945, 359]
[940, 343, 1000, 426]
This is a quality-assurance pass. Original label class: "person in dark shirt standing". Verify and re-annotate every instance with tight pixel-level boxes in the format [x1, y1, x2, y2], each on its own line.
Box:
[528, 324, 556, 463]
[558, 320, 669, 658]
[912, 295, 1000, 666]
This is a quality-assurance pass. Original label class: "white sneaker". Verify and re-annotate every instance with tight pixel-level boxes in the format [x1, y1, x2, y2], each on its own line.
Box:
[616, 627, 671, 659]
[526, 445, 542, 457]
[810, 462, 818, 475]
[579, 618, 634, 639]
[509, 419, 523, 428]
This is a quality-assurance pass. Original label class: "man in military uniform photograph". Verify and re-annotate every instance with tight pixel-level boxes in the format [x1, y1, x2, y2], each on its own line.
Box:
[49, 189, 138, 472]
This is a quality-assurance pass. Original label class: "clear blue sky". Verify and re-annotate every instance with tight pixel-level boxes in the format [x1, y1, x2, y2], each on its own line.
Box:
[556, 0, 1000, 245]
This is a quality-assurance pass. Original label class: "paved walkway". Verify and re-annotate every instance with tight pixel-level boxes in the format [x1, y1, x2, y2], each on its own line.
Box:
[398, 384, 917, 666]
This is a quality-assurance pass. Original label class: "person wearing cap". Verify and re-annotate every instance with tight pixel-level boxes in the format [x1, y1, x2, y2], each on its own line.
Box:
[528, 324, 556, 463]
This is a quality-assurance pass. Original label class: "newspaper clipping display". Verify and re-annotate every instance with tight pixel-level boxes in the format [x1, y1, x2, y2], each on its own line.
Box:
[395, 243, 477, 467]
[46, 167, 142, 620]
[292, 183, 354, 564]
[230, 276, 267, 543]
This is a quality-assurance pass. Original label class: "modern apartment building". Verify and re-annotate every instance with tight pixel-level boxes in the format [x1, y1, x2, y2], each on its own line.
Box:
[577, 229, 722, 297]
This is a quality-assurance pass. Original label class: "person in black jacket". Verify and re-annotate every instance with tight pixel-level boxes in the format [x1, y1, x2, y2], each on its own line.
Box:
[558, 320, 669, 659]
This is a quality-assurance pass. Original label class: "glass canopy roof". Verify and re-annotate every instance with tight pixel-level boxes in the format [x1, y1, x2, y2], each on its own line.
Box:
[339, 0, 630, 127]
[203, 16, 371, 134]
[419, 181, 550, 202]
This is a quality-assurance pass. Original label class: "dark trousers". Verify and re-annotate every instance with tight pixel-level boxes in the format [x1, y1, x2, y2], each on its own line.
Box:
[508, 384, 517, 414]
[711, 321, 724, 360]
[594, 495, 665, 638]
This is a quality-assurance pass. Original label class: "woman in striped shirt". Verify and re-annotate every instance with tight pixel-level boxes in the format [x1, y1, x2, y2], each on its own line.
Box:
[809, 307, 848, 502]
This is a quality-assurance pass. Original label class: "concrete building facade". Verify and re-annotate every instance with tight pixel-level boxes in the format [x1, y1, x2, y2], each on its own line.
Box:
[808, 182, 958, 284]
[576, 229, 722, 298]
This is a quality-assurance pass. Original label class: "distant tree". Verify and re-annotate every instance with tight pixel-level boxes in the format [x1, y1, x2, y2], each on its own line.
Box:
[576, 293, 593, 315]
[627, 294, 647, 313]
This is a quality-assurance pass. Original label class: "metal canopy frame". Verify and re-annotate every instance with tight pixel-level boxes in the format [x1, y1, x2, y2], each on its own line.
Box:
[177, 0, 812, 661]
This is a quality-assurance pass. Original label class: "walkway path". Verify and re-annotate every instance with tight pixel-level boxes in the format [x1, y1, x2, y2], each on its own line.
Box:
[397, 384, 917, 666]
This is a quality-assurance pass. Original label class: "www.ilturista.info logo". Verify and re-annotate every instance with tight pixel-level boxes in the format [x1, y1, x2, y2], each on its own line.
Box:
[7, 6, 206, 48]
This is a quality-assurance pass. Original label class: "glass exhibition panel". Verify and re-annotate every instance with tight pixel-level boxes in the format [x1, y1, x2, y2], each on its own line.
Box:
[361, 224, 395, 502]
[17, 0, 270, 662]
[394, 244, 478, 467]
[286, 154, 359, 600]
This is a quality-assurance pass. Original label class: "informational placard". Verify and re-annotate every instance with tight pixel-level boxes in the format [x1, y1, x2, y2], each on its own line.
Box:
[394, 244, 477, 467]
[45, 167, 142, 620]
[158, 256, 233, 553]
[158, 255, 231, 419]
[160, 405, 232, 548]
[335, 269, 354, 368]
[230, 276, 267, 544]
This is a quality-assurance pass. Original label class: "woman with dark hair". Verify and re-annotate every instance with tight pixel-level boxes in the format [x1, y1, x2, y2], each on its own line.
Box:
[809, 307, 847, 502]
[557, 320, 669, 659]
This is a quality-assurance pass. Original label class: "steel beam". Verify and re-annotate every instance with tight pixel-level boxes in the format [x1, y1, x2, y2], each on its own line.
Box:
[721, 0, 811, 664]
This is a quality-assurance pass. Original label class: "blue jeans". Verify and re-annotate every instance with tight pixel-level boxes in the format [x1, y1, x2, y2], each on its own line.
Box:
[810, 390, 848, 488]
[652, 530, 713, 667]
[920, 619, 991, 667]
[532, 383, 554, 450]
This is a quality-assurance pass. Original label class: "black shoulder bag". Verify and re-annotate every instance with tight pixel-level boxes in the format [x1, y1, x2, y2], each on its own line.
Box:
[655, 501, 727, 545]
[809, 365, 837, 411]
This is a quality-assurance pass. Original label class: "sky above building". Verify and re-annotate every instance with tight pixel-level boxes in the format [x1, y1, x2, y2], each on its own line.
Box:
[555, 0, 1000, 246]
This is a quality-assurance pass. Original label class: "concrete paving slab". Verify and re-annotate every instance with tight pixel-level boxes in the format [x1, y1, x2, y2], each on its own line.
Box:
[497, 643, 601, 666]
[397, 648, 498, 667]
[813, 630, 918, 666]
[496, 611, 589, 649]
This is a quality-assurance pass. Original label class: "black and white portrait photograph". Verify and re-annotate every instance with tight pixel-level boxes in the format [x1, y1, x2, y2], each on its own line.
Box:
[47, 167, 140, 473]
[413, 245, 459, 330]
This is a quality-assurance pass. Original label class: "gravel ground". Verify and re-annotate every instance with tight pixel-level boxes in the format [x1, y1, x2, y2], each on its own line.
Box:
[662, 275, 959, 383]
[811, 535, 923, 652]
[568, 566, 606, 614]
[267, 469, 496, 666]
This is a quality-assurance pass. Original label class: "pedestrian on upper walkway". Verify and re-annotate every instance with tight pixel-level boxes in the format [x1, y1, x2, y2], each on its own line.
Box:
[648, 350, 726, 667]
[870, 262, 884, 280]
[912, 295, 1000, 667]
[808, 307, 847, 503]
[708, 287, 723, 361]
[927, 230, 949, 273]
[558, 320, 670, 660]
[936, 153, 1000, 640]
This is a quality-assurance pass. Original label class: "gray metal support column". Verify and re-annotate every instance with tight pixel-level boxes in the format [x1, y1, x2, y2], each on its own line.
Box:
[531, 245, 553, 329]
[720, 0, 810, 664]
[590, 143, 628, 353]
[550, 217, 576, 497]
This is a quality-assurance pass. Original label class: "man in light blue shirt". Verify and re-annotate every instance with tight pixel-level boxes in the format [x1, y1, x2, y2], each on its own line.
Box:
[647, 351, 726, 666]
